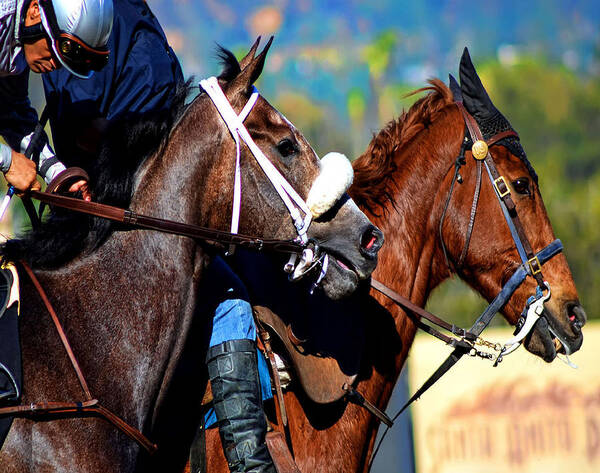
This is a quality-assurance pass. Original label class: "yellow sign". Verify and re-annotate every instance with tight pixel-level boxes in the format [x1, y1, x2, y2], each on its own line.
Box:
[408, 322, 600, 473]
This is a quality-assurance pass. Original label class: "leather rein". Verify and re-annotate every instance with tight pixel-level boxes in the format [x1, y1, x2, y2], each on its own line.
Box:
[30, 186, 303, 255]
[366, 97, 564, 470]
[0, 168, 303, 456]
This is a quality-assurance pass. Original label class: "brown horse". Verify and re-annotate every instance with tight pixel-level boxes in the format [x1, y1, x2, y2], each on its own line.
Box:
[204, 49, 586, 472]
[0, 39, 382, 472]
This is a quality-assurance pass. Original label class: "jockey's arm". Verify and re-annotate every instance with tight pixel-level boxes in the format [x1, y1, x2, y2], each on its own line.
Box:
[0, 71, 67, 191]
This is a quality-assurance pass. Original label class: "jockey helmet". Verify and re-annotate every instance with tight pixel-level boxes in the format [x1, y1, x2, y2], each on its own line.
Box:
[20, 0, 114, 79]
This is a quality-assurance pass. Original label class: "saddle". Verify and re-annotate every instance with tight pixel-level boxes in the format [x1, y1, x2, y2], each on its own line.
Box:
[254, 303, 364, 404]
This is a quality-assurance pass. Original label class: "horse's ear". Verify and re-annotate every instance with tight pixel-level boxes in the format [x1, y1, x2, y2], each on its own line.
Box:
[459, 47, 499, 121]
[228, 36, 274, 98]
[448, 74, 462, 102]
[239, 36, 262, 70]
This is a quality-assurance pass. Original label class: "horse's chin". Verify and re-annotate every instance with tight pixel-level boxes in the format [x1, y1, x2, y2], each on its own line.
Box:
[523, 316, 583, 363]
[320, 256, 359, 300]
[524, 318, 557, 362]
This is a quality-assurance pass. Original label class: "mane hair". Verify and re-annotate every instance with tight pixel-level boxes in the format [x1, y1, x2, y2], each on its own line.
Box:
[351, 79, 454, 215]
[215, 45, 241, 82]
[1, 80, 194, 269]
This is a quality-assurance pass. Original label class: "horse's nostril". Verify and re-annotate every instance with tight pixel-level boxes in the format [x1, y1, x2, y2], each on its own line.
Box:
[360, 225, 384, 256]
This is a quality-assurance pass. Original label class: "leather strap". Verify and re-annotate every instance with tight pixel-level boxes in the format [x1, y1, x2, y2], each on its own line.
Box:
[0, 262, 158, 454]
[342, 384, 393, 428]
[265, 432, 302, 473]
[457, 159, 482, 267]
[257, 324, 288, 428]
[21, 261, 92, 400]
[45, 167, 90, 195]
[39, 167, 90, 219]
[28, 189, 303, 255]
[371, 278, 476, 344]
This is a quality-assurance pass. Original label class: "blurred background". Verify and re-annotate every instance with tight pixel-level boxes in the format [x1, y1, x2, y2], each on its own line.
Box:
[8, 1, 600, 472]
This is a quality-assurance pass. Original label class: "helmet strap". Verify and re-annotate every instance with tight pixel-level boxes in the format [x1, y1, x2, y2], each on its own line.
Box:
[18, 0, 46, 45]
[19, 23, 46, 44]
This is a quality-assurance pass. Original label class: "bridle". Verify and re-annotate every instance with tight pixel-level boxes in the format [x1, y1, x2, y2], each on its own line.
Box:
[199, 77, 313, 245]
[367, 79, 571, 469]
[198, 76, 332, 283]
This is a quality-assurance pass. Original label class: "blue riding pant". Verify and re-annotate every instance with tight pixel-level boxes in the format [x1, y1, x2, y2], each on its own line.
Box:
[204, 257, 272, 427]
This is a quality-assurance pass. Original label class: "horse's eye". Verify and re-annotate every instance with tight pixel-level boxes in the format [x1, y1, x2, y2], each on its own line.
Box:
[512, 177, 530, 195]
[277, 138, 298, 158]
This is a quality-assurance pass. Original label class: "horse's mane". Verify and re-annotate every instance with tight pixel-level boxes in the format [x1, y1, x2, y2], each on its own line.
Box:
[1, 80, 195, 268]
[351, 79, 454, 215]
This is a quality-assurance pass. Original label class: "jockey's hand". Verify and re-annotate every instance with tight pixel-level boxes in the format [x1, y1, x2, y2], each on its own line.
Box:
[5, 150, 41, 192]
[68, 179, 91, 202]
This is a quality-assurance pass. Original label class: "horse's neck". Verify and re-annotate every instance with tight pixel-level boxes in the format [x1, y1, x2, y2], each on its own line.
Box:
[371, 119, 462, 309]
[31, 113, 219, 433]
[359, 109, 464, 434]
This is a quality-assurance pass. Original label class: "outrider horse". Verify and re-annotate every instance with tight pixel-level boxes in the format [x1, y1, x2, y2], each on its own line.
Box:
[0, 39, 382, 472]
[204, 49, 586, 472]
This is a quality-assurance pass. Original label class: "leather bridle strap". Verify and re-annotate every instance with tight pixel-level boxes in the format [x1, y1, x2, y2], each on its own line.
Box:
[371, 278, 476, 347]
[366, 239, 563, 471]
[455, 102, 546, 289]
[28, 190, 303, 255]
[0, 262, 158, 454]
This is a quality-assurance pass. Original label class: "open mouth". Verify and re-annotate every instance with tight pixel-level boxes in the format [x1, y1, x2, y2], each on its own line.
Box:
[327, 251, 360, 280]
[318, 251, 361, 300]
[527, 313, 581, 362]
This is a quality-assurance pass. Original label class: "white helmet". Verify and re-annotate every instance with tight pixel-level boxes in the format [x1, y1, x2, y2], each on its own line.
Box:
[22, 0, 114, 79]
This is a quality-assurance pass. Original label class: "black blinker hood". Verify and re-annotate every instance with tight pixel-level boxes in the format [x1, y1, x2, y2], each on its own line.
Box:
[455, 47, 538, 183]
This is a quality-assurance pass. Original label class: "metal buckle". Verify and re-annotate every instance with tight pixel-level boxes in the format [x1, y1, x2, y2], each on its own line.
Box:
[528, 255, 542, 275]
[494, 176, 510, 198]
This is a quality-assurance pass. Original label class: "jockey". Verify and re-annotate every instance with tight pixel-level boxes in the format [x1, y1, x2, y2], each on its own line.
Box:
[0, 0, 113, 195]
[1, 2, 275, 471]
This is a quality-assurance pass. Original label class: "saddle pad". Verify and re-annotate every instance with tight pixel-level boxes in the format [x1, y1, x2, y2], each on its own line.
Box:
[227, 250, 365, 405]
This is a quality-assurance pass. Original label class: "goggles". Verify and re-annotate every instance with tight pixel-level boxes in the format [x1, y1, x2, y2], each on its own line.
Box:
[38, 0, 111, 79]
[54, 34, 109, 77]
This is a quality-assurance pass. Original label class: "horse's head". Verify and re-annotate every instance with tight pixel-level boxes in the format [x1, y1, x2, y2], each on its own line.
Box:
[439, 48, 585, 362]
[177, 38, 382, 299]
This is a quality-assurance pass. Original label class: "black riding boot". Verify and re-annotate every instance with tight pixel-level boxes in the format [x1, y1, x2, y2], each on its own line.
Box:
[207, 339, 275, 473]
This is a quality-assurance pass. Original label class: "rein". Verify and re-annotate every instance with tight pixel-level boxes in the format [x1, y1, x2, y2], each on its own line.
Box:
[29, 188, 303, 255]
[366, 96, 565, 470]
